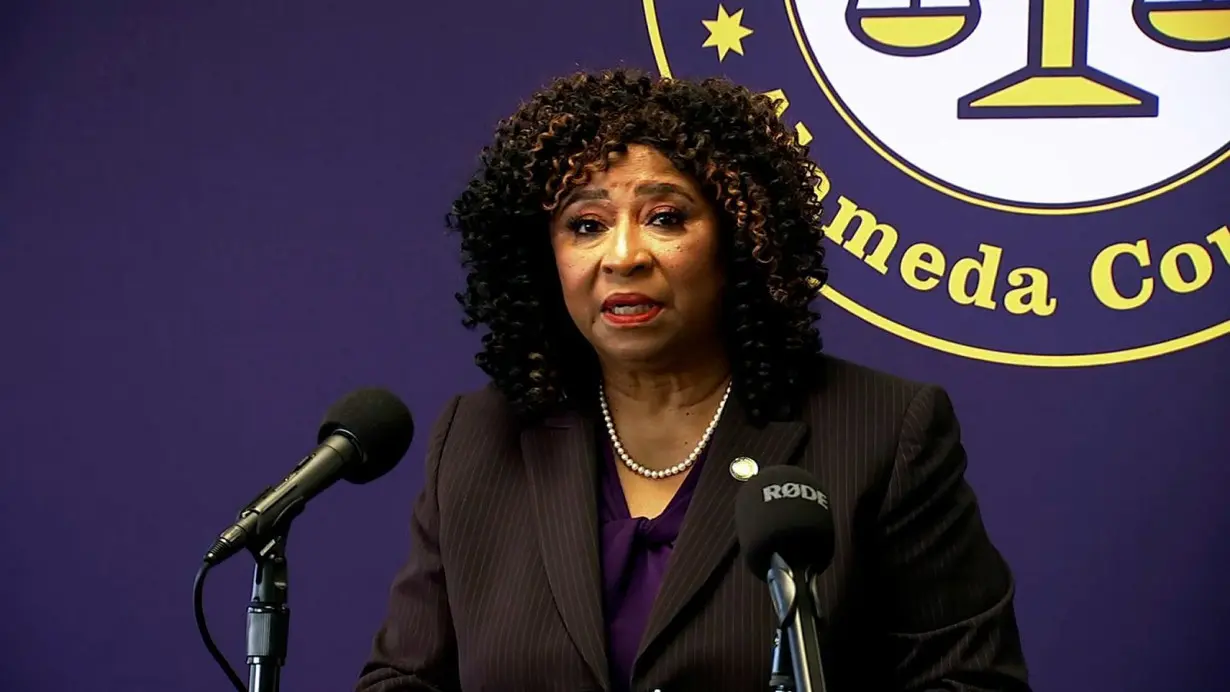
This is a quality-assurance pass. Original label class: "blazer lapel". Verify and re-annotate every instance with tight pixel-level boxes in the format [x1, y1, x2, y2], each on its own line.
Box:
[521, 409, 611, 692]
[636, 396, 808, 667]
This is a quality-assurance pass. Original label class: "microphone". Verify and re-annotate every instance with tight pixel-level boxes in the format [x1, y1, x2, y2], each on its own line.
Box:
[203, 387, 415, 566]
[195, 387, 415, 692]
[735, 466, 835, 692]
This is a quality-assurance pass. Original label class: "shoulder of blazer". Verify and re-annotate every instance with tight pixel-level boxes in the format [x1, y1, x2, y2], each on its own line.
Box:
[432, 382, 521, 450]
[450, 381, 517, 422]
[807, 355, 965, 509]
[805, 355, 951, 471]
[810, 354, 938, 415]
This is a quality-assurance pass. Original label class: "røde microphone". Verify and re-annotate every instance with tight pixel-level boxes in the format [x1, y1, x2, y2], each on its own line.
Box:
[202, 387, 415, 566]
[735, 466, 835, 692]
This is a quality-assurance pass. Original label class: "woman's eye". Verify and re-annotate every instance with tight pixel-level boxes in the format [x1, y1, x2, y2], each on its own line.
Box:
[566, 218, 604, 235]
[649, 211, 685, 227]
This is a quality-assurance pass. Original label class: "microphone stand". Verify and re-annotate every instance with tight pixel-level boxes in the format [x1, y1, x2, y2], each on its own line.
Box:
[766, 554, 827, 692]
[246, 533, 290, 692]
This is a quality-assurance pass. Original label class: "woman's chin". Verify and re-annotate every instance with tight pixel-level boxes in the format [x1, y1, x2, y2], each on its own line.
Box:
[592, 333, 676, 367]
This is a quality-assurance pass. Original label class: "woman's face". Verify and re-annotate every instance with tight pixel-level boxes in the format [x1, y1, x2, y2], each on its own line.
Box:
[548, 144, 724, 369]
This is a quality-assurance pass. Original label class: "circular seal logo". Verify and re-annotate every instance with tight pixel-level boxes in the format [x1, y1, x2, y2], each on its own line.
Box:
[644, 0, 1230, 366]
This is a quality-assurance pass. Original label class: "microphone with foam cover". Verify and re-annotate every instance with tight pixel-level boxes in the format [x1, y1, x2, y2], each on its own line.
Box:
[203, 387, 415, 565]
[735, 465, 835, 692]
[735, 465, 835, 579]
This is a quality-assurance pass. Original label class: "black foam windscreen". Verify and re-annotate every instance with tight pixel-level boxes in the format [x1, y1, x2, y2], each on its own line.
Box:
[734, 465, 835, 581]
[318, 387, 414, 484]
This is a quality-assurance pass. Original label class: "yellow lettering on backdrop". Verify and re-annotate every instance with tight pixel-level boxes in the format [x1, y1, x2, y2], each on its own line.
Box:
[900, 243, 945, 291]
[807, 177, 1063, 315]
[1091, 240, 1154, 310]
[812, 166, 831, 206]
[1205, 225, 1230, 264]
[1091, 228, 1228, 309]
[948, 244, 1002, 310]
[1004, 267, 1058, 316]
[821, 197, 897, 274]
[772, 89, 1222, 321]
[1160, 243, 1213, 293]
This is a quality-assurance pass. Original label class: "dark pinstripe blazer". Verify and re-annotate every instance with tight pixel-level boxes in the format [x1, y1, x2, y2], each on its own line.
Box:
[355, 356, 1030, 691]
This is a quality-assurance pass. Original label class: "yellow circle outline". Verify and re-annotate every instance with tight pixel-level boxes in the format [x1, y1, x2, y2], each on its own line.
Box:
[641, 0, 1230, 367]
[781, 0, 1229, 217]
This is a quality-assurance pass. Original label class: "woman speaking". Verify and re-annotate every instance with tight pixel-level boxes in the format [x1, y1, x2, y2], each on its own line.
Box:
[355, 69, 1029, 692]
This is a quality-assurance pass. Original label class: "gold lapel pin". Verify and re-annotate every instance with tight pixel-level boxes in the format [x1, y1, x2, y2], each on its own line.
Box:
[729, 456, 759, 481]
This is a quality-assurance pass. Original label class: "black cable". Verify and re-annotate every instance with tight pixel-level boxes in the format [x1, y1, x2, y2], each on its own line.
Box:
[194, 561, 249, 692]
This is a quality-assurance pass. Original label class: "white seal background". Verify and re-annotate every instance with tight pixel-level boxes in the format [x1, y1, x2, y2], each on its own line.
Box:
[794, 0, 1230, 206]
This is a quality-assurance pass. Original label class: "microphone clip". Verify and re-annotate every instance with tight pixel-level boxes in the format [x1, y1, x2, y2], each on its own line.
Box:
[246, 531, 290, 692]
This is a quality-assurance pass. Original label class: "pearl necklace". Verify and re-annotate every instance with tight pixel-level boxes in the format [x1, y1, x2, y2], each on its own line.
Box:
[599, 381, 732, 480]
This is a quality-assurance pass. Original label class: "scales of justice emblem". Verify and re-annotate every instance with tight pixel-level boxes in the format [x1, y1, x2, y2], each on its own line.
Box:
[795, 0, 1230, 211]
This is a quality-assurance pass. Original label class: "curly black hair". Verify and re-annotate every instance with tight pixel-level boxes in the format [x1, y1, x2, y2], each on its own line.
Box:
[447, 68, 829, 426]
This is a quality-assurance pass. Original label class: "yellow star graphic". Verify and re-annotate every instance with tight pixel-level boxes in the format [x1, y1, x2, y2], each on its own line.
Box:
[702, 5, 753, 61]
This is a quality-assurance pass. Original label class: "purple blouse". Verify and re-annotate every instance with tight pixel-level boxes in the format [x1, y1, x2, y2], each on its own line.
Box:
[597, 435, 707, 692]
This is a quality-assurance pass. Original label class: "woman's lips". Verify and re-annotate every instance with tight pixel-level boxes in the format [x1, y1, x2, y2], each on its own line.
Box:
[601, 303, 663, 325]
[600, 293, 664, 325]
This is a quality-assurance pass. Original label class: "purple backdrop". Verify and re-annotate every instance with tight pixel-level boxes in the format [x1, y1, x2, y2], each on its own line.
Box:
[1, 2, 1227, 691]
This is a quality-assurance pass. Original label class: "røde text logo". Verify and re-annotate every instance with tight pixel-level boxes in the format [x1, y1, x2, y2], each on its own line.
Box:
[762, 482, 829, 509]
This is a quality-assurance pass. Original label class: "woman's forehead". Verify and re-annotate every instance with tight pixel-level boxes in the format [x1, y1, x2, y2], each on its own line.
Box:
[576, 146, 695, 188]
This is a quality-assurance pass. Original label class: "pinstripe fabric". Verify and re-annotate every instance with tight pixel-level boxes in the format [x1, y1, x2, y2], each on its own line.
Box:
[355, 356, 1030, 691]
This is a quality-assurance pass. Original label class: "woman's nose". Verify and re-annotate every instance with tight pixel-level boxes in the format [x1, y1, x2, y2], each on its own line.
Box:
[601, 221, 652, 276]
